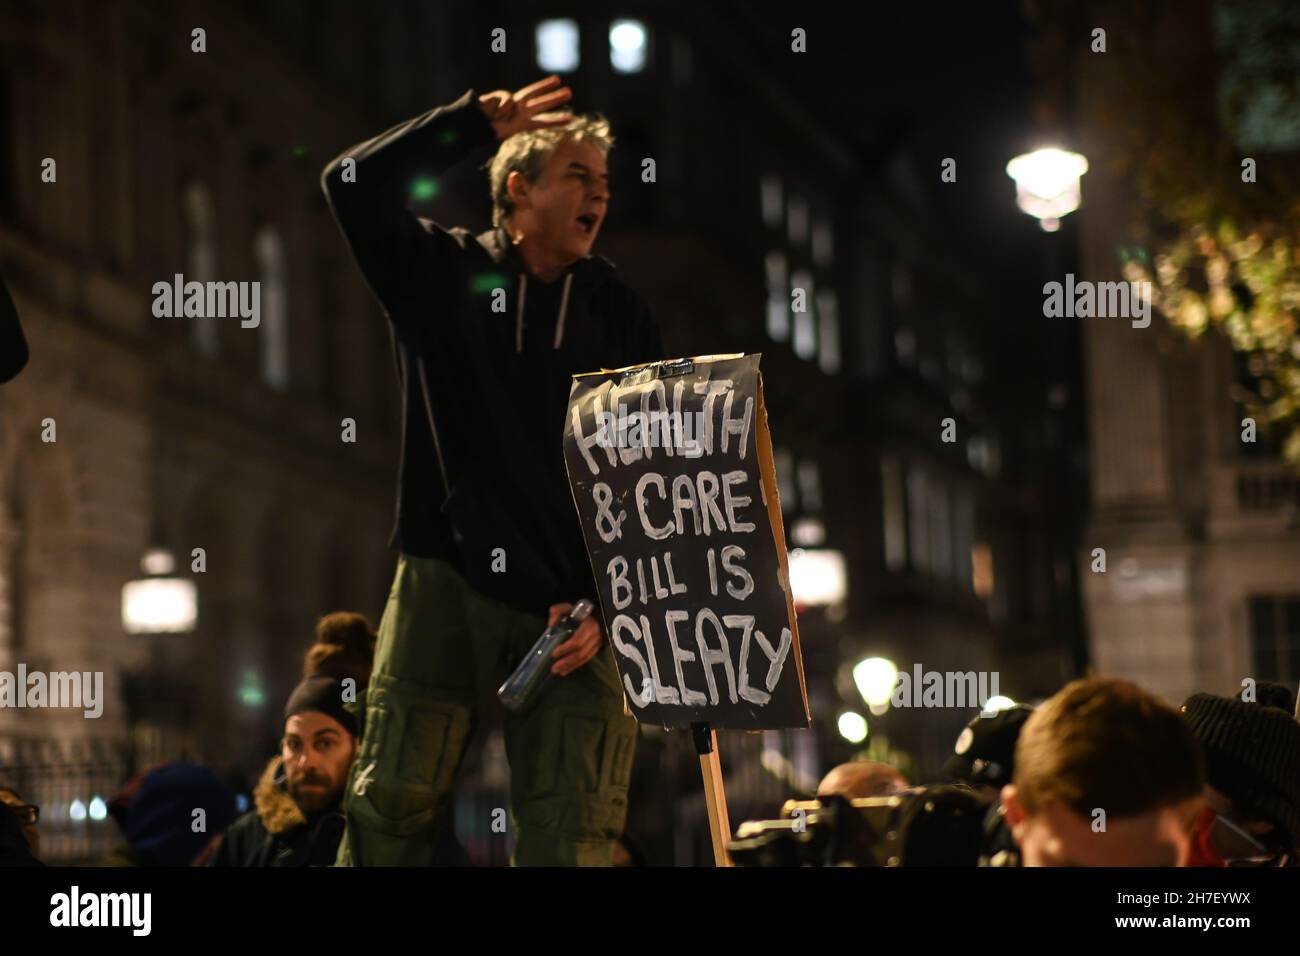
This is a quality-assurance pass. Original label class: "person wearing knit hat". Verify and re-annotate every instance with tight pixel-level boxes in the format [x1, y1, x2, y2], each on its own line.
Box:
[210, 674, 354, 867]
[210, 613, 374, 867]
[1181, 681, 1300, 866]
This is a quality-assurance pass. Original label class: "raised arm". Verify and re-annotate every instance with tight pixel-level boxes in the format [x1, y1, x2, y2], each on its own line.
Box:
[320, 77, 574, 317]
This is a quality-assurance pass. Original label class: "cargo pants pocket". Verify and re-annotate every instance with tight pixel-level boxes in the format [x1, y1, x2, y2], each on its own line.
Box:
[341, 673, 473, 863]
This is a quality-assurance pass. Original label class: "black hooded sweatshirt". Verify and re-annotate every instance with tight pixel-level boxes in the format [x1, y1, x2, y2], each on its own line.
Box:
[321, 90, 663, 616]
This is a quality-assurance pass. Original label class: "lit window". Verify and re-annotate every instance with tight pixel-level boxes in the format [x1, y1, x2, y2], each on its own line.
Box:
[953, 490, 975, 592]
[972, 542, 994, 599]
[774, 448, 797, 512]
[610, 19, 647, 73]
[760, 175, 783, 227]
[766, 251, 790, 341]
[816, 289, 840, 374]
[787, 196, 808, 245]
[536, 19, 580, 73]
[812, 219, 834, 267]
[254, 226, 289, 391]
[791, 269, 815, 359]
[767, 294, 789, 341]
[797, 460, 822, 512]
[183, 181, 218, 356]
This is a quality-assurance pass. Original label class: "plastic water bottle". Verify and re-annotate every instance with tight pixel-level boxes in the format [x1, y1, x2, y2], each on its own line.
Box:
[498, 599, 595, 713]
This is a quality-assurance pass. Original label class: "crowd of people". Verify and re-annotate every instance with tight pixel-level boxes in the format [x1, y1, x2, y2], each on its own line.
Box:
[795, 676, 1299, 867]
[1, 610, 1295, 868]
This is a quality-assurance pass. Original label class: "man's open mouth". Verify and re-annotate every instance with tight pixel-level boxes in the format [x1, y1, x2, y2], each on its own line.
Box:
[576, 214, 598, 234]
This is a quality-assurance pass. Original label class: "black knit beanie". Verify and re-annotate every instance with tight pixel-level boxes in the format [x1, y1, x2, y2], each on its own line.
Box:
[1181, 682, 1300, 853]
[284, 675, 357, 737]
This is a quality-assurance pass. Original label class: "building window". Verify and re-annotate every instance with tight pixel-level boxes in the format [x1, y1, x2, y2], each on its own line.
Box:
[953, 489, 975, 592]
[536, 19, 580, 73]
[791, 269, 816, 360]
[254, 226, 289, 390]
[760, 175, 783, 228]
[892, 260, 912, 306]
[971, 541, 994, 599]
[787, 196, 809, 245]
[881, 457, 907, 572]
[927, 477, 952, 582]
[796, 460, 823, 512]
[816, 289, 840, 374]
[1248, 595, 1300, 685]
[609, 19, 648, 73]
[812, 219, 834, 268]
[765, 251, 789, 341]
[906, 466, 929, 573]
[774, 448, 797, 513]
[183, 182, 219, 356]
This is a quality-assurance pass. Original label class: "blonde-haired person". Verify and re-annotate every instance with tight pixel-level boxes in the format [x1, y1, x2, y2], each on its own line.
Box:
[999, 677, 1205, 866]
[322, 77, 661, 867]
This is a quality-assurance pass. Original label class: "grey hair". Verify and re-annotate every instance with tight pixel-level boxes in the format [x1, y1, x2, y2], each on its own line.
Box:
[488, 114, 614, 229]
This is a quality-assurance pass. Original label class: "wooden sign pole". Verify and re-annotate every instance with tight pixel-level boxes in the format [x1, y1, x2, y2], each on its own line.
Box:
[691, 722, 733, 867]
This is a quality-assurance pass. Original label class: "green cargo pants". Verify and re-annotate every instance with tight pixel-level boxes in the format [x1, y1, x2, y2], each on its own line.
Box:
[335, 555, 637, 866]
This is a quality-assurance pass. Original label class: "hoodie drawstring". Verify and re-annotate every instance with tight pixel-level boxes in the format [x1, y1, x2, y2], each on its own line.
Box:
[515, 270, 574, 353]
[554, 272, 573, 350]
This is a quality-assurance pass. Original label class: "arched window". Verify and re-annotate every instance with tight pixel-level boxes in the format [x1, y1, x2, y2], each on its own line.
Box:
[183, 182, 219, 356]
[254, 226, 289, 390]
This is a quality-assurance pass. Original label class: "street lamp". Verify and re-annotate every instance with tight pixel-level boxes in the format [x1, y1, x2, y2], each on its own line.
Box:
[1005, 147, 1089, 232]
[837, 711, 868, 743]
[121, 547, 197, 634]
[852, 656, 898, 716]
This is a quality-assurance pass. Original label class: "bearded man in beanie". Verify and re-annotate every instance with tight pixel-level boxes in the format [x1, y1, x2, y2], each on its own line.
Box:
[210, 675, 355, 867]
[1181, 681, 1300, 866]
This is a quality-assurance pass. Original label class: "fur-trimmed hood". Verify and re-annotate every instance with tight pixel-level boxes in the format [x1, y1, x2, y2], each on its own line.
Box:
[254, 757, 308, 836]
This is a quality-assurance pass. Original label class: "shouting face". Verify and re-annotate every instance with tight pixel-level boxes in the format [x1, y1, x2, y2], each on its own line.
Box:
[281, 712, 356, 815]
[508, 136, 609, 265]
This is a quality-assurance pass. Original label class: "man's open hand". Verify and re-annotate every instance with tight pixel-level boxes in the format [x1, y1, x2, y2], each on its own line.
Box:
[547, 602, 603, 676]
[478, 75, 574, 142]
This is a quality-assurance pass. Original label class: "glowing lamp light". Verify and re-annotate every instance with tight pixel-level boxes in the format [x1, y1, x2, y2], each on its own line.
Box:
[238, 670, 266, 709]
[788, 548, 847, 607]
[409, 177, 439, 202]
[853, 657, 898, 710]
[69, 799, 87, 822]
[838, 711, 869, 744]
[1006, 147, 1088, 232]
[122, 549, 197, 634]
[88, 796, 108, 821]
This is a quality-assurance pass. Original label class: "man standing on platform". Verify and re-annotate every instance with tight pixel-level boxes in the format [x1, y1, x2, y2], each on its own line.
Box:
[321, 75, 663, 866]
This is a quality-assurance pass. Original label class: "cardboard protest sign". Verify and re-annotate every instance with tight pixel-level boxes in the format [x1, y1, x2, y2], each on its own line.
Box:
[563, 354, 810, 730]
